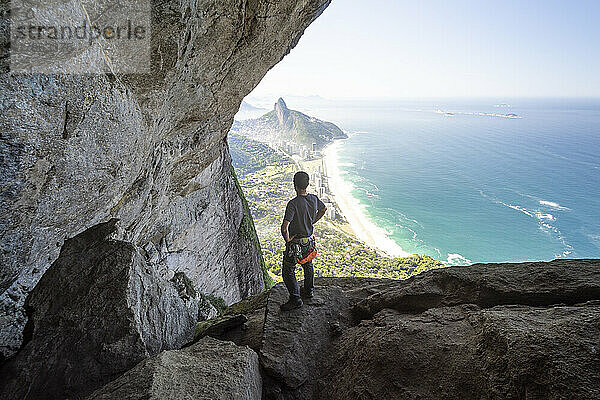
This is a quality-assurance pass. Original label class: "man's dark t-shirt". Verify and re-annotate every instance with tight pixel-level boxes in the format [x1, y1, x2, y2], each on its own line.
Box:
[284, 194, 326, 238]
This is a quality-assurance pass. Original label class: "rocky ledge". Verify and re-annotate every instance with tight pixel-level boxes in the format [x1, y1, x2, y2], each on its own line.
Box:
[84, 259, 599, 399]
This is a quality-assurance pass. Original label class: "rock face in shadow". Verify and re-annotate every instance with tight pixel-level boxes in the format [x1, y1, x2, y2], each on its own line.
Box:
[0, 220, 198, 399]
[318, 302, 600, 399]
[201, 260, 600, 399]
[0, 0, 332, 358]
[88, 337, 262, 400]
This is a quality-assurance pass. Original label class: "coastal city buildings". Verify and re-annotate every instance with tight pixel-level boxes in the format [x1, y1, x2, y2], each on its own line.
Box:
[311, 167, 338, 220]
[276, 140, 322, 160]
[273, 138, 340, 221]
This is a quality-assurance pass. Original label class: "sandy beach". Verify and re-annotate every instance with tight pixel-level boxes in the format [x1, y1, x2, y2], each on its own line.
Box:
[322, 141, 411, 258]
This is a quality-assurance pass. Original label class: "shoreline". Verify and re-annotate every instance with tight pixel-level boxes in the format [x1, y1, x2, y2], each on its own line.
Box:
[321, 140, 412, 258]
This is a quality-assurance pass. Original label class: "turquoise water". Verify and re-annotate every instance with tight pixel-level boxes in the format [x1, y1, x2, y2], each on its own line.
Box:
[290, 98, 600, 264]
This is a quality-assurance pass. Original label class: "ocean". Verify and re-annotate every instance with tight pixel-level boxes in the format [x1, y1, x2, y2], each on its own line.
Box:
[273, 97, 600, 265]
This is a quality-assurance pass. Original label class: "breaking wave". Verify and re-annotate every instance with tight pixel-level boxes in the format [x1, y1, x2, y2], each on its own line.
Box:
[446, 253, 473, 266]
[479, 189, 573, 258]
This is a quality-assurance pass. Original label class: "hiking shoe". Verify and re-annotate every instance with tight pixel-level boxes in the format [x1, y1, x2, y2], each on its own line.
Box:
[300, 286, 314, 298]
[280, 296, 303, 311]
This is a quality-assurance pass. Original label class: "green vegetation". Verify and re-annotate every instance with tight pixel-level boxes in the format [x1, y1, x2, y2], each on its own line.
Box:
[229, 133, 292, 175]
[171, 272, 197, 300]
[207, 294, 227, 316]
[276, 109, 347, 149]
[226, 290, 269, 315]
[260, 234, 443, 281]
[229, 134, 445, 283]
[198, 293, 228, 317]
[231, 164, 274, 289]
[194, 291, 269, 342]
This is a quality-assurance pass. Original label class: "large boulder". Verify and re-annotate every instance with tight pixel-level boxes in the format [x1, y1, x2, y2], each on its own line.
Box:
[317, 302, 600, 399]
[0, 0, 332, 358]
[88, 337, 262, 400]
[0, 219, 198, 399]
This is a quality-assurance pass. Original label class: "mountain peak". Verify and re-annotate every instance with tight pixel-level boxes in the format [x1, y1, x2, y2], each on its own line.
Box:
[233, 97, 347, 150]
[274, 98, 290, 125]
[275, 98, 288, 111]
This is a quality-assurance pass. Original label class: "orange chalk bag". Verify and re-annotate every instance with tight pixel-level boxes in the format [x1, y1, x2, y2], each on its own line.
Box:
[296, 237, 317, 264]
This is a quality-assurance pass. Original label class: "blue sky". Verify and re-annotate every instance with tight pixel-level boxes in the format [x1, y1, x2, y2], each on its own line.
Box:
[250, 0, 600, 99]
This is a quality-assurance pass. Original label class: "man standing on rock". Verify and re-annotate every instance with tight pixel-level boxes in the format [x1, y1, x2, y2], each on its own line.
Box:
[280, 171, 327, 311]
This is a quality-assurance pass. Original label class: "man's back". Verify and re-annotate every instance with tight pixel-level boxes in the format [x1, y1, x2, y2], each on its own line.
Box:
[279, 171, 327, 311]
[284, 193, 325, 238]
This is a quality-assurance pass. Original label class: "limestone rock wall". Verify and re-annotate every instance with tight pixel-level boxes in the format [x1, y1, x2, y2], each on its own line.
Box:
[0, 0, 332, 358]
